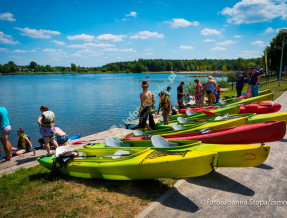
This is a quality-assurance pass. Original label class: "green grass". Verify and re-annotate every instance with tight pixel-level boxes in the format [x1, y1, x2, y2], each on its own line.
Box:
[0, 166, 176, 217]
[221, 77, 287, 100]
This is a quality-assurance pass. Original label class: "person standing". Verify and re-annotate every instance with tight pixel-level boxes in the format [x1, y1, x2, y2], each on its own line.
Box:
[236, 71, 247, 97]
[166, 86, 172, 99]
[246, 67, 253, 97]
[177, 81, 185, 109]
[249, 66, 261, 97]
[37, 105, 59, 155]
[0, 106, 12, 162]
[194, 78, 203, 108]
[158, 91, 171, 125]
[138, 80, 154, 132]
[204, 76, 218, 106]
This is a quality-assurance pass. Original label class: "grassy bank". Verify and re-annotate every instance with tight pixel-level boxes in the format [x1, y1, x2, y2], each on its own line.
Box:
[0, 166, 176, 217]
[221, 78, 287, 100]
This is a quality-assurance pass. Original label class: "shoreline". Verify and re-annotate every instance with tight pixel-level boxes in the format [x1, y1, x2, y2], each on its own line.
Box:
[0, 71, 225, 76]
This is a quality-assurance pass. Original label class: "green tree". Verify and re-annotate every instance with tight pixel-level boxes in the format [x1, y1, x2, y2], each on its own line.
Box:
[222, 64, 227, 71]
[265, 31, 287, 73]
[71, 63, 77, 72]
[29, 61, 38, 70]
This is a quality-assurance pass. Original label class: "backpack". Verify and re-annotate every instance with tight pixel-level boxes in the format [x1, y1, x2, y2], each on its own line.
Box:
[42, 111, 55, 126]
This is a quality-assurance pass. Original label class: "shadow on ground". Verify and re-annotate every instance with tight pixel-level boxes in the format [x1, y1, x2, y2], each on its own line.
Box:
[160, 188, 200, 213]
[254, 163, 273, 170]
[187, 171, 255, 196]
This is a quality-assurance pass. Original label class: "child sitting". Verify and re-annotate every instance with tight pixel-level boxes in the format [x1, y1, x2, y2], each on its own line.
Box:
[12, 127, 34, 155]
[215, 84, 221, 103]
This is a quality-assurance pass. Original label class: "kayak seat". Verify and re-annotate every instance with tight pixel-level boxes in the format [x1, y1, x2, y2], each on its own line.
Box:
[214, 113, 229, 121]
[106, 136, 130, 147]
[198, 128, 211, 134]
[112, 150, 130, 159]
[151, 135, 178, 147]
[133, 130, 146, 136]
[186, 110, 196, 116]
[177, 117, 194, 124]
[171, 124, 184, 130]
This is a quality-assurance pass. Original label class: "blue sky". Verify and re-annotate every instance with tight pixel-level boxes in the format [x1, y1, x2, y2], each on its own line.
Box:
[0, 0, 286, 67]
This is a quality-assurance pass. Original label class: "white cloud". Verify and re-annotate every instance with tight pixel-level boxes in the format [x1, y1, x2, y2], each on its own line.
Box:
[0, 31, 19, 44]
[0, 48, 8, 51]
[67, 34, 95, 41]
[203, 39, 215, 43]
[216, 40, 237, 46]
[234, 35, 242, 38]
[13, 49, 35, 53]
[51, 40, 66, 45]
[0, 12, 16, 21]
[201, 28, 221, 36]
[265, 27, 274, 33]
[166, 18, 199, 28]
[126, 11, 137, 17]
[179, 45, 194, 50]
[96, 34, 127, 42]
[251, 40, 265, 47]
[67, 43, 114, 48]
[220, 0, 287, 24]
[104, 48, 136, 52]
[14, 27, 60, 39]
[42, 48, 68, 56]
[130, 31, 164, 39]
[210, 47, 226, 51]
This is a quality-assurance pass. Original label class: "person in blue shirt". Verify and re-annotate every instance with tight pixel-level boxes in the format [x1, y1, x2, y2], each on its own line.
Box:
[0, 106, 12, 162]
[247, 66, 261, 97]
[236, 71, 248, 97]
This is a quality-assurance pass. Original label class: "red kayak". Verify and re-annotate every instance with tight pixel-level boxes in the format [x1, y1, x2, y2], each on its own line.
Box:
[179, 106, 218, 114]
[239, 103, 281, 114]
[124, 121, 286, 144]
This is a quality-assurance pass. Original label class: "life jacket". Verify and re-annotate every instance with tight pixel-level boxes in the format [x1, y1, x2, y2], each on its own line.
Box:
[42, 111, 55, 127]
[17, 134, 30, 151]
[160, 95, 170, 111]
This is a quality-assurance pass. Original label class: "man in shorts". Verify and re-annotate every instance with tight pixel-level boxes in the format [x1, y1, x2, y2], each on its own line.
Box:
[0, 106, 12, 162]
[138, 80, 153, 132]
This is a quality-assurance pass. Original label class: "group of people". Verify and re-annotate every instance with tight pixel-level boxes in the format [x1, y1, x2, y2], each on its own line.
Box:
[0, 105, 69, 162]
[137, 76, 222, 131]
[236, 65, 261, 98]
[177, 76, 221, 109]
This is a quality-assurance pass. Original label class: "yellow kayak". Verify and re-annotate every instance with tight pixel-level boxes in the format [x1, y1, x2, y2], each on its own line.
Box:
[247, 112, 287, 124]
[37, 146, 218, 180]
[162, 116, 249, 135]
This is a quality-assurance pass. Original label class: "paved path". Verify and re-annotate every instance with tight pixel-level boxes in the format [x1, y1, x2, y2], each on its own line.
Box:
[0, 128, 132, 176]
[140, 92, 287, 217]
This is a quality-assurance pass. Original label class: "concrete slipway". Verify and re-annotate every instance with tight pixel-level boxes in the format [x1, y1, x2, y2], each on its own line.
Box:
[138, 91, 287, 218]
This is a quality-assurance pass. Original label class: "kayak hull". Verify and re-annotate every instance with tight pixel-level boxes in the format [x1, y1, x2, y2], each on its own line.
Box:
[124, 121, 286, 144]
[247, 112, 287, 124]
[38, 147, 217, 180]
[84, 141, 270, 168]
[239, 103, 281, 114]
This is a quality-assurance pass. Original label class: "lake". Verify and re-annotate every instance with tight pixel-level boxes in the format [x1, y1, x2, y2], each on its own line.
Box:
[0, 72, 224, 155]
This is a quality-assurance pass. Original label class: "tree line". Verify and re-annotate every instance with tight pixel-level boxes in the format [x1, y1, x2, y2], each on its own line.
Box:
[101, 58, 264, 73]
[1, 31, 286, 74]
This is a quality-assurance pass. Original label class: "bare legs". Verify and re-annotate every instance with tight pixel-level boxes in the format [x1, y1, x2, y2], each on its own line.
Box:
[0, 134, 12, 161]
[43, 137, 59, 154]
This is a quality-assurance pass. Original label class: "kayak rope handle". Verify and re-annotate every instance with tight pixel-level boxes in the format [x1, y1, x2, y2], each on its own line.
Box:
[139, 150, 189, 165]
[260, 142, 268, 151]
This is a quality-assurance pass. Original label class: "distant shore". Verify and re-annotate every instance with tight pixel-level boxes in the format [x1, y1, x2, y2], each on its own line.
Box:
[0, 70, 229, 76]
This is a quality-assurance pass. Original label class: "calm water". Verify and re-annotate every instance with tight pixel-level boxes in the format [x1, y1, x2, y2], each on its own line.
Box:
[0, 73, 224, 154]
